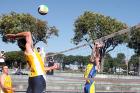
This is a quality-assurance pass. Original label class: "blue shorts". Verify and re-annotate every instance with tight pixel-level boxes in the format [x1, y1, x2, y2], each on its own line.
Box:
[84, 81, 95, 93]
[26, 75, 46, 93]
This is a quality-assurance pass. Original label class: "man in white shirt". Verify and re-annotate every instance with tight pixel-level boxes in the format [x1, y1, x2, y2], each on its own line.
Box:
[0, 51, 5, 63]
[37, 47, 46, 63]
[0, 51, 5, 71]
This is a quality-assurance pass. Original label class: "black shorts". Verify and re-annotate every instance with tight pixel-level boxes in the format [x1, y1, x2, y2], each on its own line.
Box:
[26, 75, 46, 93]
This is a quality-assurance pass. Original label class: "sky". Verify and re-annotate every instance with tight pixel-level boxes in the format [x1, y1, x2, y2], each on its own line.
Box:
[0, 0, 140, 59]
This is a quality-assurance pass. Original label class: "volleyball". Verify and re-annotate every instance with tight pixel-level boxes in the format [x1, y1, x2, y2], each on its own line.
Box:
[38, 5, 49, 15]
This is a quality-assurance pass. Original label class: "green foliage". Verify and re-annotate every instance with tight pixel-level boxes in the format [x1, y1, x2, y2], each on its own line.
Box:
[117, 53, 126, 60]
[129, 54, 139, 65]
[128, 28, 140, 55]
[63, 55, 89, 65]
[52, 54, 65, 64]
[0, 12, 58, 45]
[5, 51, 26, 68]
[104, 53, 127, 73]
[104, 53, 115, 72]
[63, 55, 76, 65]
[72, 11, 128, 57]
[50, 53, 89, 66]
[114, 53, 126, 67]
[129, 54, 139, 72]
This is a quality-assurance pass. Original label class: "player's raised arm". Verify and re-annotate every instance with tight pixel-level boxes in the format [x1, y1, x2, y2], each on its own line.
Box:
[15, 32, 32, 46]
[5, 31, 33, 53]
[5, 31, 32, 45]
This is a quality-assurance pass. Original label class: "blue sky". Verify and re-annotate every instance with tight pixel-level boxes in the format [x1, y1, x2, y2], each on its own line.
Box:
[0, 0, 140, 59]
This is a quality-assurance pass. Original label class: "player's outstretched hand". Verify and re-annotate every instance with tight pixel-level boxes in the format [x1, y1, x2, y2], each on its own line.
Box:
[53, 63, 60, 70]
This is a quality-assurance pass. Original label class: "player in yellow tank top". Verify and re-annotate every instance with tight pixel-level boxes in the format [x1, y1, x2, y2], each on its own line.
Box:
[0, 66, 15, 93]
[84, 42, 103, 93]
[5, 32, 59, 93]
[25, 49, 45, 77]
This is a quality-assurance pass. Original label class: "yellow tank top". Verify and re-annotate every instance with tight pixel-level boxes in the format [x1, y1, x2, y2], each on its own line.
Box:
[84, 63, 96, 83]
[3, 75, 13, 93]
[25, 49, 45, 77]
[84, 63, 94, 78]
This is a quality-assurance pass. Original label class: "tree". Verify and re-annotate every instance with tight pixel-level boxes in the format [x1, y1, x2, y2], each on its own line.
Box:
[72, 11, 128, 72]
[63, 55, 75, 65]
[5, 51, 26, 68]
[74, 55, 89, 67]
[54, 54, 65, 63]
[129, 54, 139, 75]
[0, 12, 58, 45]
[104, 53, 127, 74]
[103, 53, 117, 73]
[115, 53, 127, 72]
[116, 53, 126, 60]
[128, 28, 140, 55]
[127, 28, 140, 76]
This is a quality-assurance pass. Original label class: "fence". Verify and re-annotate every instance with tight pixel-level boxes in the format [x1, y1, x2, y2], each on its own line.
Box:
[11, 72, 140, 93]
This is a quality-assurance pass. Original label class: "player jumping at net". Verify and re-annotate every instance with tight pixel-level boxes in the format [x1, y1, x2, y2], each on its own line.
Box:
[84, 42, 103, 93]
[5, 31, 59, 93]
